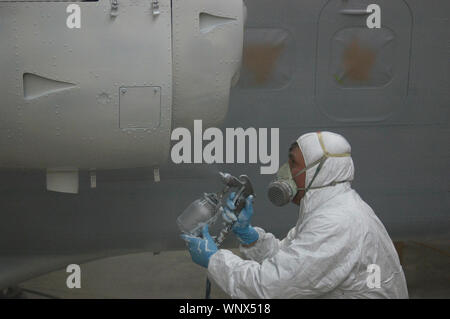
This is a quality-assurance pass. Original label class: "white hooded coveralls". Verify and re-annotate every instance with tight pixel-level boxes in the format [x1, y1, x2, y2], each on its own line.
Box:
[207, 132, 408, 298]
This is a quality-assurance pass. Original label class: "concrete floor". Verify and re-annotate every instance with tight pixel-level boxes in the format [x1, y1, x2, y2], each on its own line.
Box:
[16, 240, 450, 299]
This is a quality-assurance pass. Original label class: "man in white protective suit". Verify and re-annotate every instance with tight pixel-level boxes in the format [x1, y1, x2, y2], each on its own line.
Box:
[182, 131, 409, 299]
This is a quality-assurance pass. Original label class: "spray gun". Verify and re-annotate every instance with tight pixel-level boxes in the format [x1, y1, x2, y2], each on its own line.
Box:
[177, 172, 255, 298]
[215, 173, 254, 245]
[177, 172, 255, 244]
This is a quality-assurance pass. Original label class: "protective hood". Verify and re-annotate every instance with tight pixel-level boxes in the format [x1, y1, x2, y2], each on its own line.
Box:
[296, 131, 354, 209]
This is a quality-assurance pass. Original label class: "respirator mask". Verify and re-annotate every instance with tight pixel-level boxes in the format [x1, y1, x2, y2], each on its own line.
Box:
[267, 162, 309, 207]
[267, 132, 353, 207]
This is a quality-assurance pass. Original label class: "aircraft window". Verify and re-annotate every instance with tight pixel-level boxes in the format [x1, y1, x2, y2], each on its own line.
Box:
[315, 0, 411, 122]
[237, 28, 294, 90]
[330, 27, 395, 88]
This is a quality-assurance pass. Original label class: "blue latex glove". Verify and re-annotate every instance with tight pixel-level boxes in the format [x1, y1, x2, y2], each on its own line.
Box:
[181, 225, 218, 268]
[222, 193, 259, 245]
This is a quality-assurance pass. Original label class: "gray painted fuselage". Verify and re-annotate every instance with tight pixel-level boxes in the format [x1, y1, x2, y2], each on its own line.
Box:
[0, 0, 449, 289]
